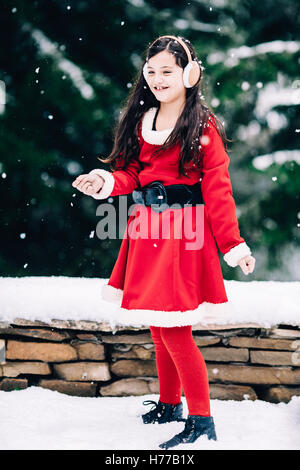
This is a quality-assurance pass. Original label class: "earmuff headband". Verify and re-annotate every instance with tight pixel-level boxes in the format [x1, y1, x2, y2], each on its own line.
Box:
[147, 35, 193, 64]
[143, 35, 202, 88]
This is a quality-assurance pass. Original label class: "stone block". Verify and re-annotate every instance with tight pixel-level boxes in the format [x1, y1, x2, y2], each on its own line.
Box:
[193, 336, 221, 347]
[102, 333, 153, 344]
[71, 341, 105, 360]
[200, 347, 249, 362]
[100, 378, 152, 397]
[268, 328, 300, 339]
[229, 336, 300, 351]
[76, 333, 101, 341]
[207, 363, 300, 385]
[110, 360, 157, 377]
[6, 340, 77, 362]
[260, 386, 300, 403]
[53, 362, 111, 381]
[111, 345, 155, 361]
[39, 379, 97, 397]
[0, 327, 71, 342]
[250, 350, 300, 366]
[1, 361, 51, 377]
[0, 378, 28, 391]
[209, 383, 257, 401]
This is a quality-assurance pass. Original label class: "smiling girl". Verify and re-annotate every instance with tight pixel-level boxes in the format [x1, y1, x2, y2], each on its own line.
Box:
[72, 35, 255, 449]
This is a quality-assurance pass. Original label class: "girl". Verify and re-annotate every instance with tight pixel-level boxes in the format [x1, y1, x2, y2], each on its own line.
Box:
[72, 35, 255, 449]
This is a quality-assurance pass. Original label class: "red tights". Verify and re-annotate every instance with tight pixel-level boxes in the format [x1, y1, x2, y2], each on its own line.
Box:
[150, 325, 211, 416]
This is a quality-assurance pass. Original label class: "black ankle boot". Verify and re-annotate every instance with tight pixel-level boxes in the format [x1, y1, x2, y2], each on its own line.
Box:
[159, 415, 217, 449]
[142, 399, 186, 424]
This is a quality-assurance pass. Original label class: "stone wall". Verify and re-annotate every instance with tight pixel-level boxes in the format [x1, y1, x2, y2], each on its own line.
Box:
[1, 319, 300, 404]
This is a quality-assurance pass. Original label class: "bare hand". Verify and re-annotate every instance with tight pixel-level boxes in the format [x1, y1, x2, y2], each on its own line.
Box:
[238, 255, 255, 275]
[72, 173, 104, 196]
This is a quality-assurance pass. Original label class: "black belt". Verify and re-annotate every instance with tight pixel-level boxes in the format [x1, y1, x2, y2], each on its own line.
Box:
[132, 180, 204, 213]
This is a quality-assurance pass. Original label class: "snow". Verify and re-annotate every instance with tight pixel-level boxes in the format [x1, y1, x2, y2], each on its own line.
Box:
[0, 388, 299, 450]
[31, 28, 96, 100]
[173, 17, 220, 34]
[253, 150, 300, 170]
[0, 79, 6, 115]
[1, 277, 299, 449]
[0, 276, 299, 329]
[254, 81, 300, 118]
[207, 40, 300, 66]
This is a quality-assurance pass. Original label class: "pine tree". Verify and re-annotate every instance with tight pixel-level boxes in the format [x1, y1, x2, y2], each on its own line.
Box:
[0, 0, 299, 280]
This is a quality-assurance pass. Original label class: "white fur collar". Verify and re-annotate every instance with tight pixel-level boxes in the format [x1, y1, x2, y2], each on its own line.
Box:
[141, 107, 174, 145]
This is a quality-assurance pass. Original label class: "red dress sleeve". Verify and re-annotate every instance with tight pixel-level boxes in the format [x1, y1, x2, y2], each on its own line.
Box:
[89, 120, 144, 199]
[201, 119, 252, 267]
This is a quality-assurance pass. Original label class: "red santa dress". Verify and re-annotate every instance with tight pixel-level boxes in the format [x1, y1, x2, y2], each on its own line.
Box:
[89, 107, 252, 328]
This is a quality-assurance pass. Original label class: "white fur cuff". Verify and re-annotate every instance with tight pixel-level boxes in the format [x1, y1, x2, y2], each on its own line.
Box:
[89, 169, 115, 199]
[223, 242, 252, 267]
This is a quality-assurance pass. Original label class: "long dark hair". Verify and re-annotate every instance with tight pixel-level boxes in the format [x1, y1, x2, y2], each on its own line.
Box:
[99, 35, 231, 177]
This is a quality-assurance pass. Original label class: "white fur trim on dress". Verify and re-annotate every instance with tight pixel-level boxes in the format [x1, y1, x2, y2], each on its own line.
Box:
[141, 107, 174, 145]
[89, 169, 115, 200]
[101, 283, 236, 329]
[223, 242, 252, 268]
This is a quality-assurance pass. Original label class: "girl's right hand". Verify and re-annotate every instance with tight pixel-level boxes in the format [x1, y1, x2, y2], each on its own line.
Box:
[72, 173, 104, 196]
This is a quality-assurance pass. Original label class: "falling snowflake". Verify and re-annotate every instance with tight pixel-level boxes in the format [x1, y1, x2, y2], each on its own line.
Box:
[241, 81, 250, 91]
[200, 135, 210, 146]
[211, 97, 220, 107]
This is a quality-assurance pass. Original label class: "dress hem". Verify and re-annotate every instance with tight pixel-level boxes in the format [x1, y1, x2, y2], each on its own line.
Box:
[101, 283, 235, 329]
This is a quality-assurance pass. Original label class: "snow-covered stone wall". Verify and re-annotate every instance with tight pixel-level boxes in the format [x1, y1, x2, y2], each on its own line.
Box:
[0, 277, 300, 403]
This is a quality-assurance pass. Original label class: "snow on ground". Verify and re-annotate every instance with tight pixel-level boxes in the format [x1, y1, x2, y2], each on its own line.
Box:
[0, 276, 300, 329]
[0, 387, 299, 450]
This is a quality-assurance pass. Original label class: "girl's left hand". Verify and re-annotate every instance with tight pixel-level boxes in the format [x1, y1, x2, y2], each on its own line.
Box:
[237, 255, 255, 275]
